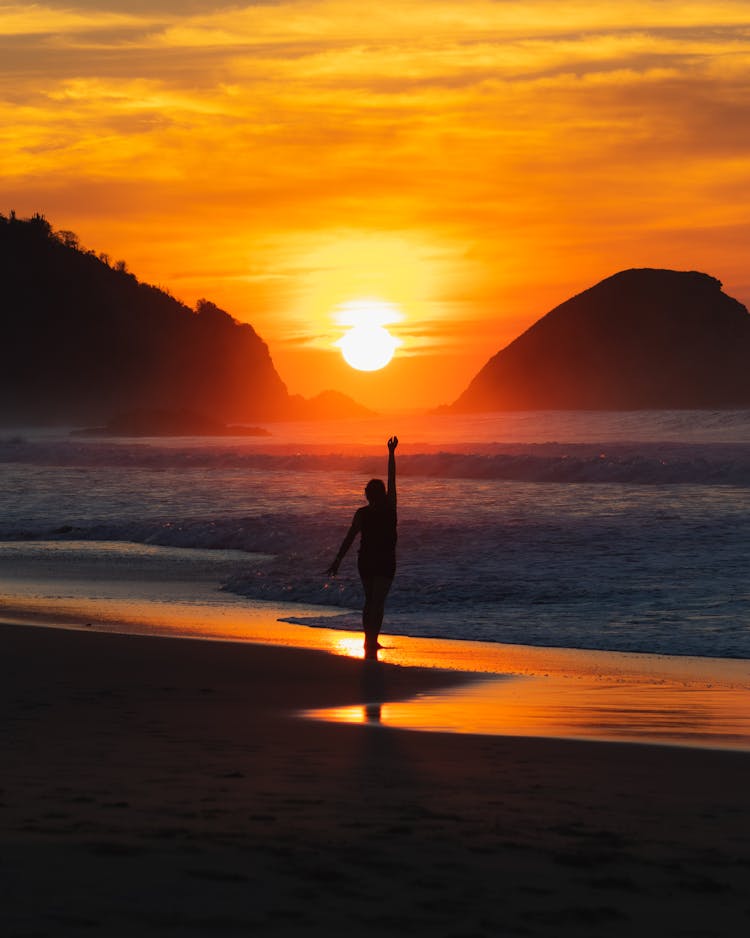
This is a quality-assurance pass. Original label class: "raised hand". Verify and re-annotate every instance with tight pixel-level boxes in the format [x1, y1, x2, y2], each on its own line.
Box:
[387, 435, 398, 452]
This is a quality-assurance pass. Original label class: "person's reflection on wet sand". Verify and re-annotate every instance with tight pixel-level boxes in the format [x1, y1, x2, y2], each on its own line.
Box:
[361, 656, 384, 724]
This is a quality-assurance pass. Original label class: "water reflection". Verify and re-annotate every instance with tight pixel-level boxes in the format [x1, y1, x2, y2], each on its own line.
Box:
[360, 657, 384, 723]
[307, 673, 750, 751]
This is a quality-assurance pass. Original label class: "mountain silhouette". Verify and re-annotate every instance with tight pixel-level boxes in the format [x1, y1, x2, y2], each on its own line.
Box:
[0, 212, 368, 426]
[451, 268, 750, 411]
[291, 389, 375, 419]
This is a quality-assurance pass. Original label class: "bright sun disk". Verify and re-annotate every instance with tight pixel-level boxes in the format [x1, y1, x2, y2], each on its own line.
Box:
[337, 324, 399, 371]
[334, 299, 402, 371]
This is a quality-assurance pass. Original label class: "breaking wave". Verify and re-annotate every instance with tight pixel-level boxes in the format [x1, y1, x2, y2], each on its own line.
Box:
[4, 438, 750, 485]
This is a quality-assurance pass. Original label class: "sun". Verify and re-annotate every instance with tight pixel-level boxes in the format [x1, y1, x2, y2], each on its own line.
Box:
[338, 323, 399, 371]
[334, 299, 402, 372]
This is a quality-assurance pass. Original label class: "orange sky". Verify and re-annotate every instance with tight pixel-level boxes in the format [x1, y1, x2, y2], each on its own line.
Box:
[3, 1, 750, 411]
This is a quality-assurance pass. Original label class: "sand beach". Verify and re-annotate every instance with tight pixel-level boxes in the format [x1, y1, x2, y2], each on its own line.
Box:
[2, 619, 749, 937]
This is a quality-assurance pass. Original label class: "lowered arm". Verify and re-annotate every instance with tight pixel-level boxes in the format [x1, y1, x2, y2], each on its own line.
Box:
[325, 511, 362, 576]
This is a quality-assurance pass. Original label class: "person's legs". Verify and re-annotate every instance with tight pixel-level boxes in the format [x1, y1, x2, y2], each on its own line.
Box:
[361, 574, 393, 651]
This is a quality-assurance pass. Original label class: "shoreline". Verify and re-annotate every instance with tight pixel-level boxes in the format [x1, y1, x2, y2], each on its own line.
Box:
[1, 538, 748, 752]
[4, 600, 750, 753]
[2, 581, 750, 751]
[2, 621, 749, 936]
[3, 534, 748, 661]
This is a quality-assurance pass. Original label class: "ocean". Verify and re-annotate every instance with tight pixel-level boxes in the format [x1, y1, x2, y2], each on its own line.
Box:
[2, 409, 750, 661]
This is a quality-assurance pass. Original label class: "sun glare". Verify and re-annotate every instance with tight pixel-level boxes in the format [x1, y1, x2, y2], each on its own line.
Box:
[334, 299, 402, 372]
[338, 324, 399, 371]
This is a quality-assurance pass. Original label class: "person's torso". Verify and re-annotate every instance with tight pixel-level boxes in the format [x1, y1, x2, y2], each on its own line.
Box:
[358, 503, 397, 560]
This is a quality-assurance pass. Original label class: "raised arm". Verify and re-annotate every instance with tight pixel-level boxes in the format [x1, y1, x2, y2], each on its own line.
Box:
[325, 510, 362, 576]
[387, 435, 398, 506]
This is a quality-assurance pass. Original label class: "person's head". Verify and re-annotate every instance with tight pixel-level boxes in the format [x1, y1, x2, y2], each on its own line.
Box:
[364, 478, 386, 505]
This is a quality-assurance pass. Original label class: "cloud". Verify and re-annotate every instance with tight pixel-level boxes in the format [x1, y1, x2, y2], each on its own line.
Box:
[3, 0, 750, 404]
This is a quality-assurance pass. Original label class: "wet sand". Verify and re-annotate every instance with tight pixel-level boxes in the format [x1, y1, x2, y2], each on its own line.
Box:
[2, 621, 749, 937]
[3, 574, 749, 751]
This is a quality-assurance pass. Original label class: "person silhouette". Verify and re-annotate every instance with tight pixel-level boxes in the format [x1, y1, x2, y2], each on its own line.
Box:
[326, 436, 398, 657]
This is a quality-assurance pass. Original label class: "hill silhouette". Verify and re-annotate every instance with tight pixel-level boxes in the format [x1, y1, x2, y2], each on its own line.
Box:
[0, 212, 368, 426]
[451, 269, 750, 411]
[292, 389, 375, 419]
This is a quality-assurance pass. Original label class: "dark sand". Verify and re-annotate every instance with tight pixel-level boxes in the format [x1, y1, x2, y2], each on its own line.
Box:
[2, 623, 749, 937]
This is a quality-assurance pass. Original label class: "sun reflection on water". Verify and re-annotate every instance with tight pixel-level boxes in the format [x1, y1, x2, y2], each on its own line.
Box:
[329, 635, 367, 659]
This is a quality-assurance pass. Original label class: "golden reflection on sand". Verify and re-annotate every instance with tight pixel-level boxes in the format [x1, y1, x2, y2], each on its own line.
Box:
[2, 589, 749, 751]
[308, 674, 750, 751]
[329, 634, 368, 659]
